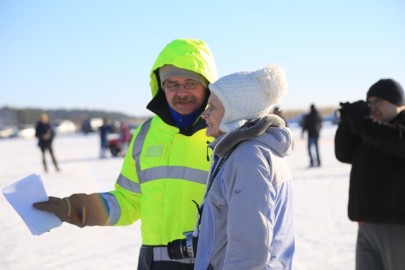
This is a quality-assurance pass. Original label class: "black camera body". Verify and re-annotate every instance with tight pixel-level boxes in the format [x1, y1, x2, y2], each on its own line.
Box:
[337, 100, 370, 121]
[167, 231, 198, 259]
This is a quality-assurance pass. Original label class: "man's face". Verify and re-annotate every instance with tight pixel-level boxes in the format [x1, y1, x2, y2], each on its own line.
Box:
[367, 96, 401, 122]
[162, 77, 206, 115]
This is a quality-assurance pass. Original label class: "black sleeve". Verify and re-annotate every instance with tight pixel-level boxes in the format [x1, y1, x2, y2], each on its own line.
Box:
[50, 125, 56, 138]
[35, 123, 40, 138]
[334, 119, 360, 163]
[350, 117, 405, 158]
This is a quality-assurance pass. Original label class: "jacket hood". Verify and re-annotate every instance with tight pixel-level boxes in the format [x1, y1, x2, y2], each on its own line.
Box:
[212, 114, 294, 158]
[147, 39, 218, 124]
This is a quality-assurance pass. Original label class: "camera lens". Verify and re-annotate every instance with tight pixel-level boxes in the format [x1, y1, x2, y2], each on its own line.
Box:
[167, 233, 198, 260]
[167, 239, 189, 259]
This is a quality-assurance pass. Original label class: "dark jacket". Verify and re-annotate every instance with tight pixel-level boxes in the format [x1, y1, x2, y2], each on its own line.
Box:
[35, 122, 54, 149]
[99, 124, 113, 148]
[335, 110, 405, 224]
[302, 107, 322, 138]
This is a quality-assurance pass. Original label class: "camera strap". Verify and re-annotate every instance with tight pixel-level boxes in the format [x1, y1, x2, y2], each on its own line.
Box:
[195, 151, 233, 230]
[205, 154, 228, 198]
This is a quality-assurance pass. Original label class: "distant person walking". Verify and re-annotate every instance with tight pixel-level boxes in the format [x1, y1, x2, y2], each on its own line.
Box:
[273, 106, 288, 126]
[35, 113, 60, 172]
[301, 104, 322, 167]
[99, 117, 113, 158]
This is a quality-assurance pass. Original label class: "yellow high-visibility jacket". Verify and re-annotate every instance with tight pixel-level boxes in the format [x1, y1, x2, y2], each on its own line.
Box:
[104, 39, 217, 246]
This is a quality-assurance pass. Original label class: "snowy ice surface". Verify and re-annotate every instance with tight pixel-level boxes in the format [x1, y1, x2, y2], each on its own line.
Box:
[0, 124, 356, 270]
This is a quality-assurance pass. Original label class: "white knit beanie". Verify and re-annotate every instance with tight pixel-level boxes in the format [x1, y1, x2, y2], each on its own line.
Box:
[209, 64, 288, 133]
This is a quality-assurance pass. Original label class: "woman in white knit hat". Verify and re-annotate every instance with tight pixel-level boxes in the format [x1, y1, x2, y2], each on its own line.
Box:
[194, 65, 295, 270]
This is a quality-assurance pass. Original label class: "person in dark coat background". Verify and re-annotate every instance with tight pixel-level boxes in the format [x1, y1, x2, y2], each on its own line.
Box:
[301, 103, 322, 167]
[35, 112, 60, 172]
[273, 106, 288, 127]
[99, 117, 113, 158]
[335, 79, 405, 270]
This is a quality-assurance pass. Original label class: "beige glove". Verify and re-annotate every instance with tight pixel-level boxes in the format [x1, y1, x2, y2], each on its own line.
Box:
[33, 193, 109, 227]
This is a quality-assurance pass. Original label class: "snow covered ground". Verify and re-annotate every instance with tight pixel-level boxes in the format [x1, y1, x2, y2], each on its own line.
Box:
[0, 124, 357, 270]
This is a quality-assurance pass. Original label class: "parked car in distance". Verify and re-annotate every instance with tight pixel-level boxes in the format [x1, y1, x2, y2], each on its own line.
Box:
[17, 124, 36, 138]
[0, 125, 18, 139]
[54, 119, 77, 135]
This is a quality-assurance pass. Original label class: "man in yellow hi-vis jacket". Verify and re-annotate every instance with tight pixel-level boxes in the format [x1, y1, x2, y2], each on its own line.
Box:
[34, 38, 218, 270]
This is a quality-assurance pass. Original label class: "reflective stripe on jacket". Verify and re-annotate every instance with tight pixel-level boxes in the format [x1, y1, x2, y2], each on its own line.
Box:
[106, 116, 211, 245]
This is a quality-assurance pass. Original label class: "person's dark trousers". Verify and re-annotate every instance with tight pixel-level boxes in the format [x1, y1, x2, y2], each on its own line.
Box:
[40, 146, 60, 172]
[137, 245, 194, 270]
[356, 222, 405, 270]
[307, 137, 321, 167]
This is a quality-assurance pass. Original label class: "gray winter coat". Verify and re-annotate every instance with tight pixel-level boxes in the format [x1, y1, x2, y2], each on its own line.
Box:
[194, 115, 295, 270]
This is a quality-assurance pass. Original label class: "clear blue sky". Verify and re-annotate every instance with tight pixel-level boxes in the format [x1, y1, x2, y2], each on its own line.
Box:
[1, 0, 404, 117]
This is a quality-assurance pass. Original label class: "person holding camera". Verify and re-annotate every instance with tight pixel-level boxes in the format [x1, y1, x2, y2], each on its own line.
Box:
[335, 79, 405, 270]
[191, 65, 295, 269]
[33, 38, 218, 270]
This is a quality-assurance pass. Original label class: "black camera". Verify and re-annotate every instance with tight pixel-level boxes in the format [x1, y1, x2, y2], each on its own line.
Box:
[337, 100, 370, 121]
[167, 231, 198, 259]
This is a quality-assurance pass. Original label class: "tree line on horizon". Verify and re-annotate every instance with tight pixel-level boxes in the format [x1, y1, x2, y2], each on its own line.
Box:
[0, 106, 146, 128]
[0, 105, 338, 128]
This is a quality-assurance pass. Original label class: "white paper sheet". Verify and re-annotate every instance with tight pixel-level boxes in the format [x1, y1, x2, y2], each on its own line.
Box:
[2, 173, 62, 235]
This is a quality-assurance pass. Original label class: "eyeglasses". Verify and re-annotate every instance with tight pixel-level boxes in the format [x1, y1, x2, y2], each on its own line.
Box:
[162, 79, 202, 91]
[367, 98, 384, 108]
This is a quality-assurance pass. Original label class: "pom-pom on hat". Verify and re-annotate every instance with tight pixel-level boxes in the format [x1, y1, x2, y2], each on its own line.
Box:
[367, 79, 404, 105]
[159, 64, 209, 88]
[209, 64, 288, 133]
